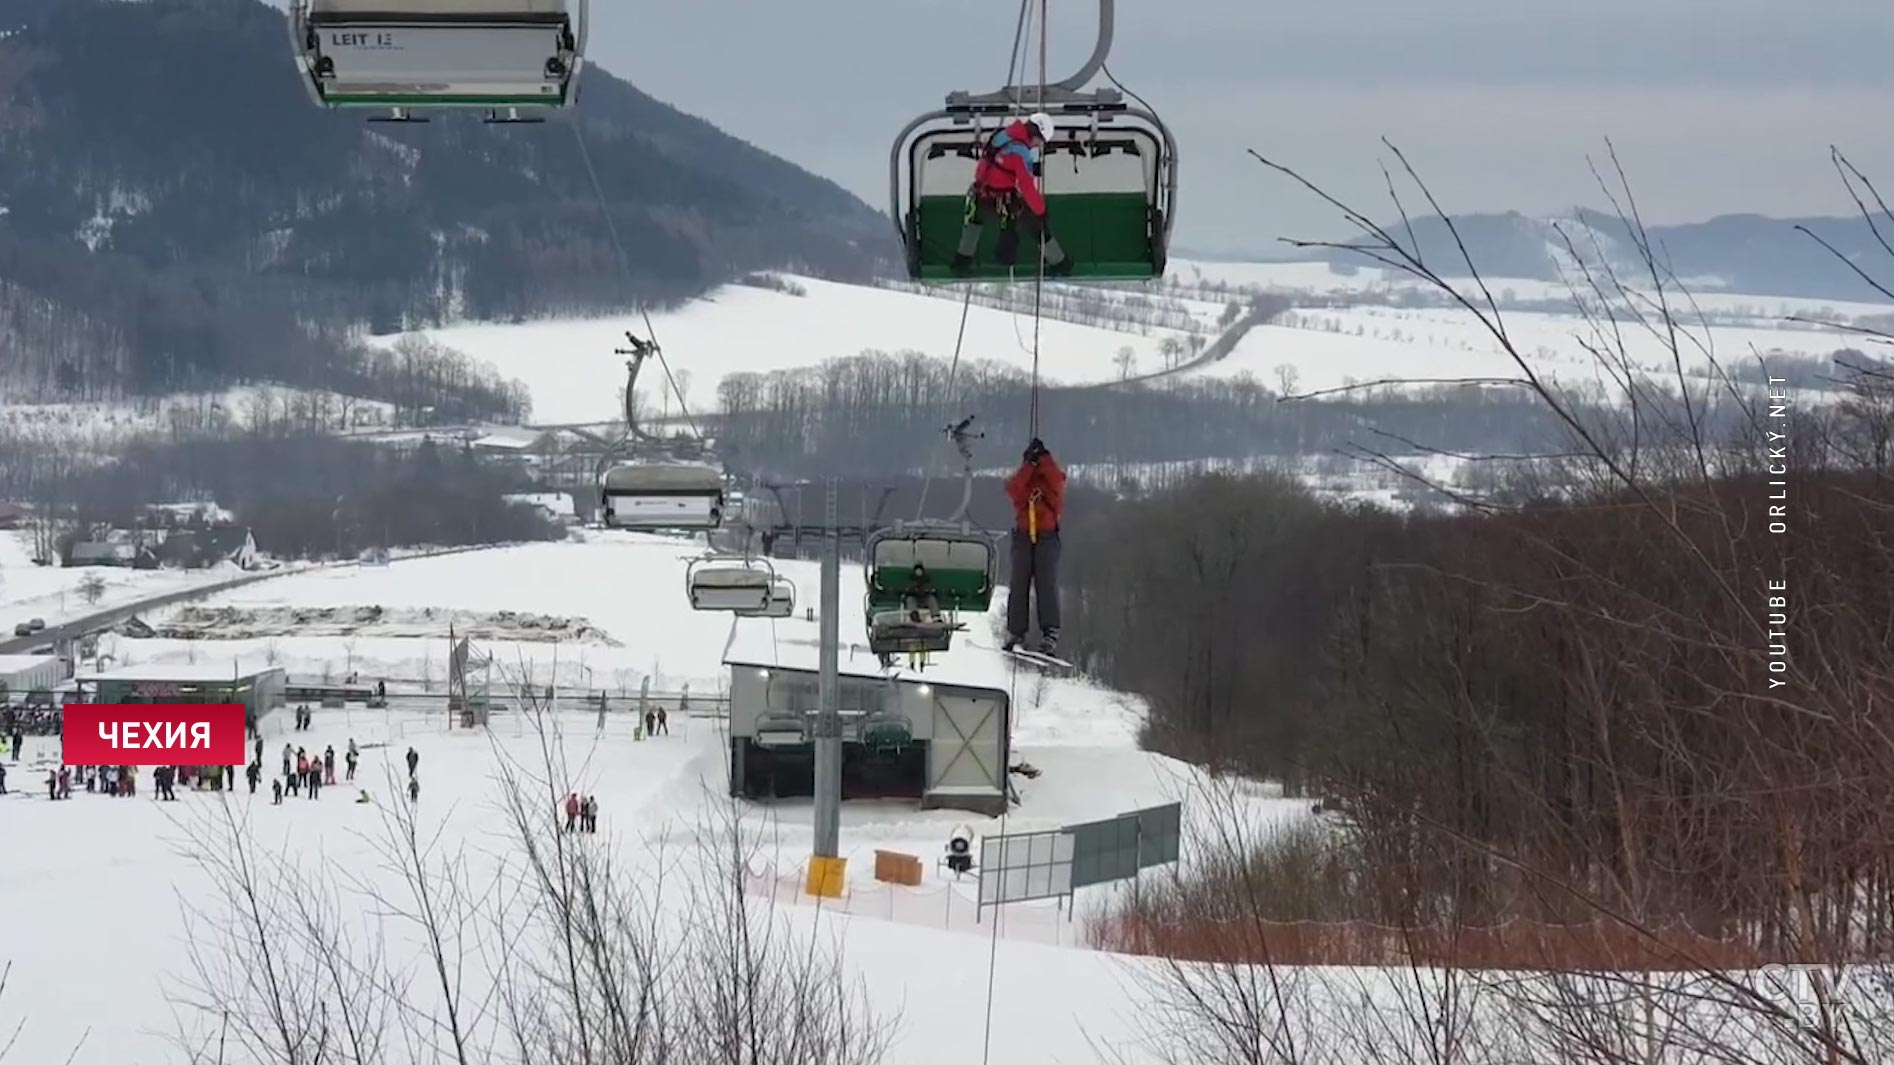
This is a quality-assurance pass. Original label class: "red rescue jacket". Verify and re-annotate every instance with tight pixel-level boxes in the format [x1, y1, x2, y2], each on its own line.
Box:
[565, 794, 580, 818]
[1005, 454, 1066, 535]
[972, 120, 1048, 216]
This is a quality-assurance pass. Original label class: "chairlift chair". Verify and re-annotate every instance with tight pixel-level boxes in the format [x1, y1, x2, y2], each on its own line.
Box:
[893, 111, 1174, 283]
[734, 576, 796, 620]
[859, 712, 914, 752]
[600, 462, 726, 531]
[290, 0, 589, 112]
[686, 556, 774, 613]
[888, 0, 1176, 283]
[865, 524, 996, 614]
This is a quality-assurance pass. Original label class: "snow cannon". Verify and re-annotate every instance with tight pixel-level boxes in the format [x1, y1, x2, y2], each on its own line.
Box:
[944, 824, 976, 876]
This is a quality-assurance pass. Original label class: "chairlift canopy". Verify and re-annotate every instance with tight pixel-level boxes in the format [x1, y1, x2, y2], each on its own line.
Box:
[291, 0, 588, 110]
[893, 105, 1174, 283]
[686, 557, 775, 613]
[865, 525, 995, 613]
[600, 462, 725, 531]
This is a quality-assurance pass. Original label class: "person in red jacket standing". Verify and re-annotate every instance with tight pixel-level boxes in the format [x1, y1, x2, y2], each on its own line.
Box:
[1003, 436, 1067, 656]
[953, 112, 1074, 278]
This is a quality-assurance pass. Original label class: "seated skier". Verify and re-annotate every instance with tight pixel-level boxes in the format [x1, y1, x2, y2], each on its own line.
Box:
[903, 561, 943, 624]
[953, 112, 1074, 278]
[1003, 436, 1066, 657]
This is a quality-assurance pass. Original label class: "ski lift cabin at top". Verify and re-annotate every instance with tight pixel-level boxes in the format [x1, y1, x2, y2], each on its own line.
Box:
[290, 0, 589, 115]
[890, 0, 1176, 282]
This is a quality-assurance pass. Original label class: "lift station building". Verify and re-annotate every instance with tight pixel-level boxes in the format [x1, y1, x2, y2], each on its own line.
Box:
[722, 600, 1012, 816]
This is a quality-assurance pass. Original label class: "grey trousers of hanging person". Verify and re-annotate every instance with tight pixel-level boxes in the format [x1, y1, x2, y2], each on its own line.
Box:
[957, 195, 1069, 269]
[1007, 528, 1063, 639]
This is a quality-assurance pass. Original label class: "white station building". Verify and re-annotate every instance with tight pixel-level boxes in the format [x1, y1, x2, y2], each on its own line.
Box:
[720, 566, 1014, 817]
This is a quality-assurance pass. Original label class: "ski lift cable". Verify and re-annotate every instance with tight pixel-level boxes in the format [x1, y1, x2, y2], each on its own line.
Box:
[1028, 0, 1049, 440]
[981, 14, 1047, 1062]
[567, 116, 703, 442]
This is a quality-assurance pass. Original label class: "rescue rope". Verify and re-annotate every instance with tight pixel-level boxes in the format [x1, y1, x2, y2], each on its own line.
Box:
[981, 10, 1050, 1061]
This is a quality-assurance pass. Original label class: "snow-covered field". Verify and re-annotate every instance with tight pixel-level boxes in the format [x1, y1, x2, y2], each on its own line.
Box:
[1167, 257, 1894, 322]
[0, 533, 1312, 1064]
[372, 275, 1210, 424]
[1185, 303, 1853, 397]
[0, 384, 398, 450]
[0, 528, 260, 635]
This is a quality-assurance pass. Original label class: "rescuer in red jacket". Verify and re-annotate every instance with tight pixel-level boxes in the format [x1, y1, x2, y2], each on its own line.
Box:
[952, 112, 1074, 278]
[1003, 437, 1067, 655]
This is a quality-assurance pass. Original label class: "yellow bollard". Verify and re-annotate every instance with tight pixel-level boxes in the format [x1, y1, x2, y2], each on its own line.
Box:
[804, 856, 847, 899]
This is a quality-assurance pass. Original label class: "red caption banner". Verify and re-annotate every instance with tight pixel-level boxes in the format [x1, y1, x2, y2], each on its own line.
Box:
[62, 704, 247, 766]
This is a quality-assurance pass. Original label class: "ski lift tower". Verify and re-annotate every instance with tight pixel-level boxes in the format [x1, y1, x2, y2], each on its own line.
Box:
[447, 624, 493, 728]
[806, 478, 846, 896]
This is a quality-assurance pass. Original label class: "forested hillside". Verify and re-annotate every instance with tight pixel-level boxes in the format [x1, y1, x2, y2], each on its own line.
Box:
[0, 0, 892, 403]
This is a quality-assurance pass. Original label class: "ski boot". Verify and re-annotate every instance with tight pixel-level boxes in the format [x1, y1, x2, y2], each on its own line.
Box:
[1044, 257, 1075, 278]
[950, 253, 974, 277]
[1037, 628, 1060, 658]
[1002, 632, 1025, 654]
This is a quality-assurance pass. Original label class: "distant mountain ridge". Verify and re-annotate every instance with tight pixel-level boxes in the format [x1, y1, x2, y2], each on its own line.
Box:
[1297, 209, 1893, 304]
[0, 0, 893, 397]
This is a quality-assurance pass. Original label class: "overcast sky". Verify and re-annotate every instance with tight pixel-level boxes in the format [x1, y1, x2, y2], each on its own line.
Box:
[571, 0, 1894, 256]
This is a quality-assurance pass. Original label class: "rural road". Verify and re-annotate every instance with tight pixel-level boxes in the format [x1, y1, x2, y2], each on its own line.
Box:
[0, 543, 508, 657]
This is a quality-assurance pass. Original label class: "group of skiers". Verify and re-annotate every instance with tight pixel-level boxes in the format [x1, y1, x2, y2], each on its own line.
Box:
[641, 705, 669, 737]
[563, 791, 600, 833]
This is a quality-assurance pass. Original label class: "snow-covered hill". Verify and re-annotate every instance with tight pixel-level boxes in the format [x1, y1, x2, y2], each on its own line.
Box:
[0, 532, 1312, 1064]
[370, 275, 1214, 424]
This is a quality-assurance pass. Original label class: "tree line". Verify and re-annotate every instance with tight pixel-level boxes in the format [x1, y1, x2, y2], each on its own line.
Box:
[711, 348, 1599, 482]
[8, 430, 562, 563]
[1065, 150, 1894, 987]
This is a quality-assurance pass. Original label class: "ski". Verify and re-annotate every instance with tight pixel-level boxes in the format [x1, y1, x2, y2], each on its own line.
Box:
[1004, 647, 1075, 673]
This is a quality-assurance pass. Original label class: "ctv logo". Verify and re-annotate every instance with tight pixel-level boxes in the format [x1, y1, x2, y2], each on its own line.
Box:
[63, 704, 247, 765]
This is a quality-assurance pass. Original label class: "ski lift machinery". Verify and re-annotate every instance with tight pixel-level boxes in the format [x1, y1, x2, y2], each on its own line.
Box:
[596, 336, 728, 533]
[864, 417, 996, 660]
[289, 0, 590, 118]
[889, 0, 1176, 282]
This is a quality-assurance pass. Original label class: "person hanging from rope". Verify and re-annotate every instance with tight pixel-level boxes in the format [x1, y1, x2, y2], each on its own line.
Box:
[1003, 436, 1066, 656]
[952, 112, 1074, 278]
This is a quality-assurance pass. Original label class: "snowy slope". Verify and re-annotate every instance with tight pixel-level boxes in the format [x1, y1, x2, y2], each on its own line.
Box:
[372, 275, 1206, 424]
[0, 531, 1314, 1065]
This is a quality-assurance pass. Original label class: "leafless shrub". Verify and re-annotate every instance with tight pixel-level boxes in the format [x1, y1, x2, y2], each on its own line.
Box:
[169, 666, 896, 1065]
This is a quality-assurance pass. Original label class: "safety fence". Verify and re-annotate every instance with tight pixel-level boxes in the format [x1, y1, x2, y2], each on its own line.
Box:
[1092, 915, 1868, 971]
[742, 866, 1097, 949]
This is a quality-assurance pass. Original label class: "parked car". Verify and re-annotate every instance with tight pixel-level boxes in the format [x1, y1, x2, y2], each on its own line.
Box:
[10, 623, 28, 637]
[27, 618, 44, 632]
